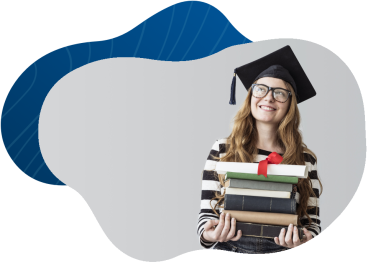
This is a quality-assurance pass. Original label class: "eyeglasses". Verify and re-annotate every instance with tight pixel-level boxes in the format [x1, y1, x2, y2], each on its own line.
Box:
[251, 84, 291, 103]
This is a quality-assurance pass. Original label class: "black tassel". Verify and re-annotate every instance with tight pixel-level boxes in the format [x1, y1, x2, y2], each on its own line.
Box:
[229, 71, 236, 105]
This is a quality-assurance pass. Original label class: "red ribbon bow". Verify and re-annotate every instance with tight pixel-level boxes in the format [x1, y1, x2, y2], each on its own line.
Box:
[258, 152, 283, 178]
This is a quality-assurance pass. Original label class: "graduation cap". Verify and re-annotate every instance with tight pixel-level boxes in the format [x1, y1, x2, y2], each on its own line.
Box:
[229, 45, 316, 105]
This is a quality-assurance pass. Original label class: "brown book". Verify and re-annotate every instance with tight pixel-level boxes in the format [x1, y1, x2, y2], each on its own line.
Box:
[222, 210, 298, 226]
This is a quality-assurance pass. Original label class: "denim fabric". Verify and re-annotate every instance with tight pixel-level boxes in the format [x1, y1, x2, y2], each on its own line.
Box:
[213, 236, 289, 254]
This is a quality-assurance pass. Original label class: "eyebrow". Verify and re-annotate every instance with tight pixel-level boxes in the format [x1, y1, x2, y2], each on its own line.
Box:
[256, 83, 289, 91]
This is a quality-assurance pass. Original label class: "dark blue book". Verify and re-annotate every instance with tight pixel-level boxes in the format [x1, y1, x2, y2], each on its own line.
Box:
[224, 194, 296, 214]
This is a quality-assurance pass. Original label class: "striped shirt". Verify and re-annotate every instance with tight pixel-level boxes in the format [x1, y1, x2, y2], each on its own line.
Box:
[197, 138, 322, 249]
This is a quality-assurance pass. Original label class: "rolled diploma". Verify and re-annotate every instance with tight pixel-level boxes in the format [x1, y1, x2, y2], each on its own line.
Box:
[215, 162, 307, 178]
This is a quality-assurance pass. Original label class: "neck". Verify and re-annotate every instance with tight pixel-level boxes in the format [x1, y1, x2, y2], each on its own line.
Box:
[255, 121, 282, 152]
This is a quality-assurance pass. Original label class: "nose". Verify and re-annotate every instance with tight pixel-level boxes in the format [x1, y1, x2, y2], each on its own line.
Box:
[263, 89, 275, 102]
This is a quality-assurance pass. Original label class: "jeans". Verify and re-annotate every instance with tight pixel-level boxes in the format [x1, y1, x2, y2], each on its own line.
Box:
[213, 236, 289, 254]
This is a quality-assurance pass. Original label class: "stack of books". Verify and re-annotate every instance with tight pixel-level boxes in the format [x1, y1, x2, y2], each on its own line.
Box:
[215, 162, 307, 239]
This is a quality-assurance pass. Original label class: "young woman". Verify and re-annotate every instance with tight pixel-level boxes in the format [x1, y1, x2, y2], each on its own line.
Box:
[197, 46, 323, 254]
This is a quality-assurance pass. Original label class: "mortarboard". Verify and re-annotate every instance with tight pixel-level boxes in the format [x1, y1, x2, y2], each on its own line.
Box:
[229, 45, 316, 105]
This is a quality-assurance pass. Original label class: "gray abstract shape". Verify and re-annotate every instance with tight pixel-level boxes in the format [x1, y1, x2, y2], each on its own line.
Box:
[39, 39, 365, 261]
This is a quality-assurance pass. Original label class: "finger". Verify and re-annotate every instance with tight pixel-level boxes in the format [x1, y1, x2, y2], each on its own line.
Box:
[226, 217, 237, 241]
[284, 224, 294, 247]
[213, 212, 226, 240]
[202, 219, 220, 242]
[303, 228, 313, 242]
[219, 213, 232, 242]
[203, 219, 219, 231]
[274, 237, 280, 245]
[278, 228, 287, 247]
[292, 226, 301, 247]
[230, 230, 242, 241]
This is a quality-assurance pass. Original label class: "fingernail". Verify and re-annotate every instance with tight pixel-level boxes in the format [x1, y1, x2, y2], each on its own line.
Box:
[232, 218, 235, 221]
[226, 213, 230, 217]
[294, 226, 297, 230]
[282, 228, 285, 232]
[289, 224, 293, 227]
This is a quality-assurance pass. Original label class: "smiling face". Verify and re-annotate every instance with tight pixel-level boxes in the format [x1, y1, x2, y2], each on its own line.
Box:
[250, 77, 291, 126]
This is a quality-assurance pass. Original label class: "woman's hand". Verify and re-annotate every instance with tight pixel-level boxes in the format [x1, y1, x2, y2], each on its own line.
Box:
[274, 224, 313, 248]
[202, 212, 242, 243]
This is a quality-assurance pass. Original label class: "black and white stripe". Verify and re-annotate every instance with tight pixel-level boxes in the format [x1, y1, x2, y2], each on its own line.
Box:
[197, 138, 322, 248]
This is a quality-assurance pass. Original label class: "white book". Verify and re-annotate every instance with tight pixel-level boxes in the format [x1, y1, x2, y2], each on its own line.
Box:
[226, 187, 291, 199]
[215, 161, 307, 178]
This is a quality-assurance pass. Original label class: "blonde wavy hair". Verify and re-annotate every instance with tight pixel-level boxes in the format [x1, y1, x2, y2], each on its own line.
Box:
[210, 80, 323, 228]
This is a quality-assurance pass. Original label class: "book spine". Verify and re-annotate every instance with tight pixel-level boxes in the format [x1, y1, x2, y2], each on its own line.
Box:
[226, 172, 298, 184]
[222, 210, 298, 226]
[229, 179, 293, 192]
[224, 194, 296, 214]
[226, 187, 291, 198]
[236, 222, 304, 239]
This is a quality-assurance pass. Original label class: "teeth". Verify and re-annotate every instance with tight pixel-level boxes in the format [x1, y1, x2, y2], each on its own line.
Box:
[260, 106, 275, 110]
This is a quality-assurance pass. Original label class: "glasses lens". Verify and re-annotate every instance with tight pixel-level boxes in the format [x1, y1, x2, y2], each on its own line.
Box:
[274, 89, 288, 102]
[253, 85, 268, 97]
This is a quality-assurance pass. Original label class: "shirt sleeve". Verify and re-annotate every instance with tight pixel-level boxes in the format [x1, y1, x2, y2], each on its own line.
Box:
[197, 140, 222, 249]
[297, 154, 322, 238]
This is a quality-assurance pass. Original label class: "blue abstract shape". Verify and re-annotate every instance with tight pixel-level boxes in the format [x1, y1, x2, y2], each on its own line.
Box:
[1, 1, 251, 185]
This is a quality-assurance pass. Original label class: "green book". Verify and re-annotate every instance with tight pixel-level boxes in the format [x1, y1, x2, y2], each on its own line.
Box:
[225, 172, 298, 184]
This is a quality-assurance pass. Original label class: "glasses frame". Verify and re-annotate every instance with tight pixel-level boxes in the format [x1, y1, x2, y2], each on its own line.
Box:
[251, 84, 292, 103]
